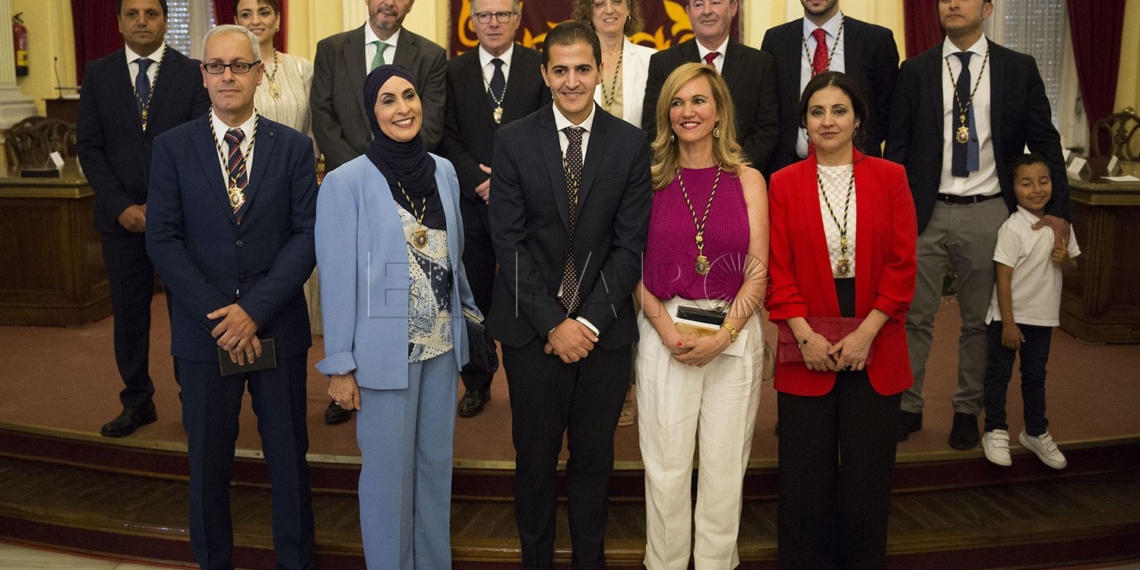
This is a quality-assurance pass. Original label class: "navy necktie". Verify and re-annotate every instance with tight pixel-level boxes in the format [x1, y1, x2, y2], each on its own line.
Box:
[135, 58, 153, 116]
[951, 51, 979, 178]
[488, 58, 506, 107]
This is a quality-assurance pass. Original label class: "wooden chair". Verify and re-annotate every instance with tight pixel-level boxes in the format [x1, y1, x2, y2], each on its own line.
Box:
[4, 117, 48, 170]
[1090, 108, 1140, 161]
[36, 118, 77, 159]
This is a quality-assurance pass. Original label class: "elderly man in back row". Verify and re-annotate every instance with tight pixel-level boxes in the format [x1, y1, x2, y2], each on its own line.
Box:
[641, 0, 778, 170]
[310, 0, 448, 425]
[440, 0, 550, 418]
[147, 25, 318, 569]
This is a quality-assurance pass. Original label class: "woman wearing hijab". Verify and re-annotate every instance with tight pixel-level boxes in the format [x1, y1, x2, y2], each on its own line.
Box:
[315, 65, 478, 570]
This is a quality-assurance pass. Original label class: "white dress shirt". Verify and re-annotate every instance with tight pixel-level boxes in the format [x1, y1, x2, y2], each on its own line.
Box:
[124, 43, 164, 89]
[211, 110, 258, 190]
[696, 36, 729, 75]
[479, 43, 514, 87]
[817, 163, 858, 277]
[798, 13, 847, 158]
[364, 25, 400, 71]
[551, 102, 600, 336]
[939, 34, 998, 197]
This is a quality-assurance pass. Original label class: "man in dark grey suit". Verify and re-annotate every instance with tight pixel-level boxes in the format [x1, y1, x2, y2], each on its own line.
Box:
[488, 21, 651, 569]
[761, 0, 898, 176]
[310, 0, 446, 175]
[885, 0, 1069, 450]
[641, 0, 778, 169]
[439, 0, 549, 418]
[310, 0, 447, 424]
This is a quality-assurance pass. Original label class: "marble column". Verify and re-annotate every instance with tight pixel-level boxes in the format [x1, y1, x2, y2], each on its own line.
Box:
[0, 0, 36, 128]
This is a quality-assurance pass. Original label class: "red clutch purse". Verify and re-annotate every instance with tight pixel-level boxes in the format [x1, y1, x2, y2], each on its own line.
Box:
[776, 317, 874, 365]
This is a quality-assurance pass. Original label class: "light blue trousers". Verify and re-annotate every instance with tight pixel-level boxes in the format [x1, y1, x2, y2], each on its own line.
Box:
[357, 351, 457, 570]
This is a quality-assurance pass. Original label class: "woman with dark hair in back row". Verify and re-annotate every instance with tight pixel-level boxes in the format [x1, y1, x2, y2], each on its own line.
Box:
[767, 70, 917, 569]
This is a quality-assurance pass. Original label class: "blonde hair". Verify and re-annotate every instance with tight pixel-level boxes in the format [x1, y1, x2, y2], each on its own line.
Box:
[650, 63, 748, 191]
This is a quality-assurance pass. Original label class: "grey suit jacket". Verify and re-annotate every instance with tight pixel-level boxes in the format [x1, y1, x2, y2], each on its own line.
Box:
[310, 25, 447, 173]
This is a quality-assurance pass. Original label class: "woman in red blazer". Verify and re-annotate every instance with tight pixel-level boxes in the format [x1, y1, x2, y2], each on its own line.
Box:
[767, 71, 917, 570]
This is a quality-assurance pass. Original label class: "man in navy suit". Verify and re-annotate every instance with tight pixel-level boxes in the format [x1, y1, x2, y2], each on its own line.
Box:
[439, 0, 550, 418]
[641, 0, 778, 169]
[146, 25, 317, 570]
[761, 0, 898, 176]
[76, 0, 209, 438]
[488, 21, 652, 569]
[885, 0, 1069, 450]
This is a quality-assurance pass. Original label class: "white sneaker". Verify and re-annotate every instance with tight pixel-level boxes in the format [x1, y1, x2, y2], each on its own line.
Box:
[982, 430, 1012, 466]
[1019, 431, 1067, 469]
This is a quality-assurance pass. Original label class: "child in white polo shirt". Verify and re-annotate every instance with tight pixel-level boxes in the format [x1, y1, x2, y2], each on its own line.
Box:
[981, 153, 1079, 470]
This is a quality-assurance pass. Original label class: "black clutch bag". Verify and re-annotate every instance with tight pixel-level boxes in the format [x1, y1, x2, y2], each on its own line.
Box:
[463, 308, 498, 376]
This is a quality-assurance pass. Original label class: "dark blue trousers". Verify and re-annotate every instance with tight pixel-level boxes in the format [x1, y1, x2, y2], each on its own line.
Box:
[178, 354, 314, 570]
[983, 321, 1053, 436]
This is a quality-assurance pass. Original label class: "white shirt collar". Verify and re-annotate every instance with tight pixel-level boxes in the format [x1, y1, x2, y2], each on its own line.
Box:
[1015, 204, 1045, 224]
[803, 11, 843, 39]
[942, 33, 989, 59]
[479, 43, 515, 68]
[696, 36, 730, 61]
[125, 42, 165, 65]
[211, 109, 259, 143]
[552, 101, 596, 134]
[365, 23, 400, 50]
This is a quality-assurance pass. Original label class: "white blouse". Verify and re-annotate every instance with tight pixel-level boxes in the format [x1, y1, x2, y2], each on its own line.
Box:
[817, 163, 857, 278]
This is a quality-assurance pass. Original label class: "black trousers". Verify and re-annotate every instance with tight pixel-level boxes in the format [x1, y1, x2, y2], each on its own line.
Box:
[983, 321, 1053, 436]
[503, 338, 631, 570]
[459, 197, 499, 392]
[777, 278, 900, 570]
[102, 231, 178, 409]
[179, 354, 315, 570]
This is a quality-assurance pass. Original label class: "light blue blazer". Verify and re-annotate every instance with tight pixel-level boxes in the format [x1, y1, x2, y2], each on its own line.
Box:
[315, 154, 476, 389]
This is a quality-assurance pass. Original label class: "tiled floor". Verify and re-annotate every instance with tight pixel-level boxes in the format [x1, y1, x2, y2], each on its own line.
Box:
[0, 543, 190, 569]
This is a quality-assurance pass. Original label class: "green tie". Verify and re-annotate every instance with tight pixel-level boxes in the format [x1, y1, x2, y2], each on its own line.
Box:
[371, 41, 388, 71]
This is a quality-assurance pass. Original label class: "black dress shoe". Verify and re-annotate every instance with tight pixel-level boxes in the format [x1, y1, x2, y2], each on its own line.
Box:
[948, 412, 980, 450]
[897, 410, 923, 442]
[100, 402, 157, 438]
[324, 400, 354, 425]
[457, 388, 490, 418]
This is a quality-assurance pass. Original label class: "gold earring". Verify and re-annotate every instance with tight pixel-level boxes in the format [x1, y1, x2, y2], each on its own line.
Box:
[713, 120, 721, 139]
[670, 132, 676, 143]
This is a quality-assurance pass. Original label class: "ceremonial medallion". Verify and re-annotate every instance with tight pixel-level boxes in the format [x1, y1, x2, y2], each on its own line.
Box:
[956, 125, 970, 144]
[413, 229, 428, 249]
[695, 255, 710, 276]
[836, 257, 850, 277]
[493, 106, 503, 125]
[228, 186, 245, 211]
[269, 82, 282, 99]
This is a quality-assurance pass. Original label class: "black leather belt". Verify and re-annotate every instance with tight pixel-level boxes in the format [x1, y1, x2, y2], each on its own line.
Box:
[937, 193, 1001, 205]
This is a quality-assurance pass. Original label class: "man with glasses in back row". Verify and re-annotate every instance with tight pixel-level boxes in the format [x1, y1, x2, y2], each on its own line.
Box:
[310, 0, 448, 425]
[440, 0, 550, 418]
[146, 25, 318, 569]
[77, 0, 209, 439]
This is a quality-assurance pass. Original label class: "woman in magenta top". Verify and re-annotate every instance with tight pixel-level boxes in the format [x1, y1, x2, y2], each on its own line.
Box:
[635, 62, 769, 570]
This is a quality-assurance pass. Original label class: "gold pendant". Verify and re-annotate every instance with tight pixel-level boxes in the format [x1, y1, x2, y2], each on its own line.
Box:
[493, 106, 503, 124]
[228, 186, 245, 211]
[955, 125, 970, 144]
[836, 257, 850, 276]
[413, 229, 428, 249]
[142, 109, 148, 121]
[269, 82, 282, 98]
[695, 255, 710, 276]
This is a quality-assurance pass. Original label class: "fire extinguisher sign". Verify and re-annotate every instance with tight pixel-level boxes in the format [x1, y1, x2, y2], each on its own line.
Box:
[13, 12, 28, 77]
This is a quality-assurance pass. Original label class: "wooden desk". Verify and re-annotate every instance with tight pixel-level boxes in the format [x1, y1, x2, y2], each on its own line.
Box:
[0, 164, 111, 326]
[1062, 176, 1140, 343]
